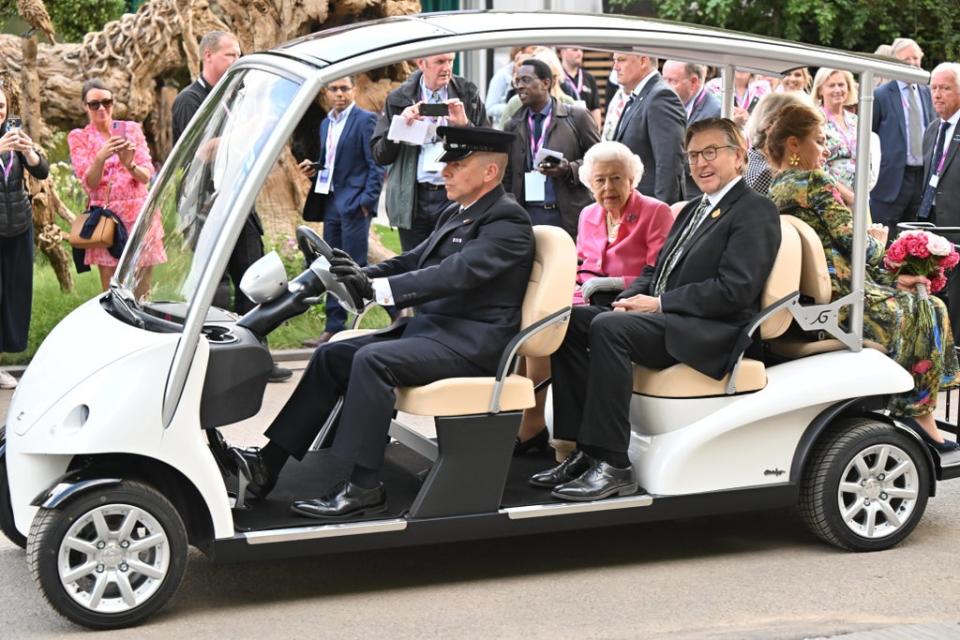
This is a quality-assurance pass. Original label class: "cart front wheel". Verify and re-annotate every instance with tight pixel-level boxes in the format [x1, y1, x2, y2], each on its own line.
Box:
[26, 480, 188, 630]
[799, 417, 930, 551]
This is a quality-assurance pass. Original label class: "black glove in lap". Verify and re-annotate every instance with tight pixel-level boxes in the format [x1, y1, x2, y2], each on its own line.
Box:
[328, 249, 373, 309]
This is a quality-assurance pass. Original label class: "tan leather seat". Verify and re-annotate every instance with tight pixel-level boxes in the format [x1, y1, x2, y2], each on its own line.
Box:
[669, 200, 688, 219]
[633, 218, 802, 397]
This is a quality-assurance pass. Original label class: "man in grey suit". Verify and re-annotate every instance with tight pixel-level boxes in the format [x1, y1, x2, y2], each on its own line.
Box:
[663, 60, 721, 198]
[920, 62, 960, 340]
[608, 53, 687, 204]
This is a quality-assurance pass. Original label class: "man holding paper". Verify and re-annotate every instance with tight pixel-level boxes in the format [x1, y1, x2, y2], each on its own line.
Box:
[371, 53, 488, 251]
[503, 57, 599, 238]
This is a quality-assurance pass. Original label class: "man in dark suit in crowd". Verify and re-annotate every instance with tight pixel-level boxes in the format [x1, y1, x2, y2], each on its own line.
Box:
[662, 60, 722, 198]
[233, 126, 534, 519]
[531, 118, 780, 500]
[503, 58, 600, 238]
[920, 62, 960, 340]
[870, 37, 934, 232]
[371, 53, 488, 252]
[557, 46, 602, 130]
[172, 30, 291, 382]
[297, 76, 385, 347]
[608, 53, 687, 204]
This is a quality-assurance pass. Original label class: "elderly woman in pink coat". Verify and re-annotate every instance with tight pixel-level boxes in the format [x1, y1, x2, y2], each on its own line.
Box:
[516, 141, 674, 456]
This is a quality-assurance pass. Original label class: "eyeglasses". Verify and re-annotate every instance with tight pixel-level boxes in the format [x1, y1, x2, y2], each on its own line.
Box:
[686, 144, 736, 164]
[86, 99, 114, 110]
[512, 75, 540, 89]
[326, 85, 353, 93]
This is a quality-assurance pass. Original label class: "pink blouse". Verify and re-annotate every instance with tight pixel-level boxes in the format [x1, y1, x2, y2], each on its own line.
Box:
[574, 190, 673, 304]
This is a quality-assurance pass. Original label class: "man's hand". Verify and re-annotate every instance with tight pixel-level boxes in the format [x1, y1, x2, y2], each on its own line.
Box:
[446, 99, 469, 126]
[611, 293, 660, 313]
[297, 158, 318, 179]
[538, 158, 570, 178]
[401, 102, 423, 124]
[329, 248, 373, 309]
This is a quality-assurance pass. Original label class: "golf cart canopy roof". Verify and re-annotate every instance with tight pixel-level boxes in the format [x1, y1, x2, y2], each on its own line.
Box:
[276, 10, 929, 84]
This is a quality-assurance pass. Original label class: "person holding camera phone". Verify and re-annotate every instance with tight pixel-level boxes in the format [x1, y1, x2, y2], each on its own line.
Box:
[68, 79, 166, 297]
[0, 89, 48, 388]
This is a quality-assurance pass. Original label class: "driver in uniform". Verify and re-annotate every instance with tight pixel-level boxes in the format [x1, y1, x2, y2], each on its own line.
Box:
[232, 126, 534, 519]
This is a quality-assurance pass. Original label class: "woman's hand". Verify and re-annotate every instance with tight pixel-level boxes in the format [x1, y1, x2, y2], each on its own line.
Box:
[867, 223, 888, 246]
[0, 130, 19, 154]
[896, 273, 931, 293]
[95, 136, 128, 163]
[116, 140, 136, 169]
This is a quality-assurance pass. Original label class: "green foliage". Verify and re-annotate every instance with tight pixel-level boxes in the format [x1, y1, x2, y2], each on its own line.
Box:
[48, 0, 126, 43]
[607, 0, 960, 66]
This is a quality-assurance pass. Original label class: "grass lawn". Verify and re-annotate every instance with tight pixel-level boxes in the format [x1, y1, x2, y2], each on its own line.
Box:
[1, 224, 401, 366]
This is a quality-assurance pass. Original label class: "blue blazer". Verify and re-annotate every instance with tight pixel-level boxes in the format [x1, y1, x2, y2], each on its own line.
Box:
[303, 106, 385, 222]
[870, 80, 933, 203]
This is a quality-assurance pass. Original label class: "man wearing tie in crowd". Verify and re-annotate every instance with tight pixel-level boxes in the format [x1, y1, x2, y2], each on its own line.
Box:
[604, 53, 686, 204]
[371, 53, 487, 252]
[920, 62, 960, 341]
[503, 58, 600, 238]
[557, 47, 602, 130]
[870, 37, 934, 233]
[298, 76, 385, 347]
[662, 60, 722, 198]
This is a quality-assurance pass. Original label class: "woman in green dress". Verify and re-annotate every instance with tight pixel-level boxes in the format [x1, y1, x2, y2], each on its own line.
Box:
[765, 103, 959, 452]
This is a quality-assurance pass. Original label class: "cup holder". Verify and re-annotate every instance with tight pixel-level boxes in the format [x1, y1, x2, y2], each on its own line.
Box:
[202, 324, 239, 344]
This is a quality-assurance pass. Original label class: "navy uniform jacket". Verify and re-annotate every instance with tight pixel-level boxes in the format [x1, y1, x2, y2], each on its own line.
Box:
[619, 179, 781, 379]
[364, 185, 534, 373]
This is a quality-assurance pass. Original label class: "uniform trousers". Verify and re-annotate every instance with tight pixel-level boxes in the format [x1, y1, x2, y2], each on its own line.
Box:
[0, 225, 32, 353]
[398, 183, 450, 252]
[265, 327, 486, 470]
[551, 306, 677, 456]
[322, 200, 371, 333]
[870, 165, 924, 234]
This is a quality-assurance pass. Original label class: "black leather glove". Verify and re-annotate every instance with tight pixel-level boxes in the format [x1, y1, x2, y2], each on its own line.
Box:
[328, 248, 373, 309]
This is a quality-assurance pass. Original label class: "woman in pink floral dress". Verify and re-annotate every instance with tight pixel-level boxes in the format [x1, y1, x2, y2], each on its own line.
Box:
[68, 79, 166, 296]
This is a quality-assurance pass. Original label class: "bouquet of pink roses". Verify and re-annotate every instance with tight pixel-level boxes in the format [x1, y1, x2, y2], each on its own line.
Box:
[883, 229, 960, 297]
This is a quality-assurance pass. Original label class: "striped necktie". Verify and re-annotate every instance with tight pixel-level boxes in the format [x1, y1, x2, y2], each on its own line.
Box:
[653, 196, 712, 295]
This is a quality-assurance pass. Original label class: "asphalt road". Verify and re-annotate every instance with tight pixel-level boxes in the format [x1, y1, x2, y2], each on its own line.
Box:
[2, 365, 960, 639]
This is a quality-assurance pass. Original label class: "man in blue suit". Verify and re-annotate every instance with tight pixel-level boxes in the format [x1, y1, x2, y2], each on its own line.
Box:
[871, 38, 934, 231]
[299, 76, 385, 346]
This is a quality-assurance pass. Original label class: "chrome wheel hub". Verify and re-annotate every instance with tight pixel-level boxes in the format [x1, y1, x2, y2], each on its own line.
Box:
[837, 444, 919, 539]
[57, 504, 169, 613]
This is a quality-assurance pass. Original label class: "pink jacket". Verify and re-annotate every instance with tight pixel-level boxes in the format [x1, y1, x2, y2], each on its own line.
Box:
[574, 190, 674, 304]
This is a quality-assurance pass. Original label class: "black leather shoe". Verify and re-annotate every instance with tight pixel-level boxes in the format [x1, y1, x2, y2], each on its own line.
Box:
[514, 427, 550, 456]
[290, 481, 387, 519]
[552, 460, 639, 501]
[529, 450, 592, 488]
[268, 364, 293, 383]
[230, 447, 278, 499]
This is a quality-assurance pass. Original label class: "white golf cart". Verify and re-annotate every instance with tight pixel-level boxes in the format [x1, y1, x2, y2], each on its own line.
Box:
[1, 11, 958, 630]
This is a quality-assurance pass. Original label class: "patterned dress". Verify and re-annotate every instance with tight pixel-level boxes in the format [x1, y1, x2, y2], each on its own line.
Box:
[68, 122, 166, 268]
[768, 169, 959, 417]
[821, 108, 858, 190]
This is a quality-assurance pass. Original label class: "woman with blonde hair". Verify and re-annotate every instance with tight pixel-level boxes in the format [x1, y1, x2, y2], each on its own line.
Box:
[744, 91, 813, 194]
[780, 67, 812, 93]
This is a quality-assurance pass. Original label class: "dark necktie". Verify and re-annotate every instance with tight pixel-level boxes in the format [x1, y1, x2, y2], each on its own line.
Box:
[917, 121, 949, 220]
[613, 94, 636, 139]
[654, 196, 711, 295]
[532, 112, 545, 142]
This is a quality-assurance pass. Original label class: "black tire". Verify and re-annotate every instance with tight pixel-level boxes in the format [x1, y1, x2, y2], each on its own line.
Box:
[26, 480, 188, 630]
[0, 448, 27, 549]
[799, 417, 931, 551]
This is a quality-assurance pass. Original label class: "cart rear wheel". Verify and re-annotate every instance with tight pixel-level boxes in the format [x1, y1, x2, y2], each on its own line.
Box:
[26, 480, 188, 629]
[799, 417, 930, 551]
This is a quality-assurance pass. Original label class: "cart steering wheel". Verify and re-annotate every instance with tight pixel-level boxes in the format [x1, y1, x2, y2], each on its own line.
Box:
[296, 225, 334, 265]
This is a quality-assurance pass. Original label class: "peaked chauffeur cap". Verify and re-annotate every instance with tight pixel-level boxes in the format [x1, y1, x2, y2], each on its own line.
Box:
[436, 126, 517, 162]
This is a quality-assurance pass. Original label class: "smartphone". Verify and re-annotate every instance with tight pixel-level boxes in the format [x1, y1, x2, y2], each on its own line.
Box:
[112, 120, 127, 139]
[4, 116, 21, 134]
[419, 103, 449, 117]
[539, 155, 562, 167]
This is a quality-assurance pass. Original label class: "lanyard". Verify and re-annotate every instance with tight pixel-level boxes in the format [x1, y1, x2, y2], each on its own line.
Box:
[686, 89, 707, 118]
[527, 111, 553, 158]
[824, 108, 856, 155]
[325, 111, 347, 167]
[736, 87, 751, 110]
[0, 152, 12, 182]
[564, 69, 583, 99]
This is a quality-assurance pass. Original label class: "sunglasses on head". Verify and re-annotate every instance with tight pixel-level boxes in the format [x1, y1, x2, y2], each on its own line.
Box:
[86, 99, 114, 110]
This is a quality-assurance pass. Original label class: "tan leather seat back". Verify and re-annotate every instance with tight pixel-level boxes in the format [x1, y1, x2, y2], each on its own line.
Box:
[782, 214, 832, 304]
[669, 200, 688, 219]
[760, 219, 802, 339]
[518, 225, 577, 357]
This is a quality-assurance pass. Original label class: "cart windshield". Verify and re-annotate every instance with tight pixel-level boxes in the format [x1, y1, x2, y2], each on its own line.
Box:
[114, 67, 300, 311]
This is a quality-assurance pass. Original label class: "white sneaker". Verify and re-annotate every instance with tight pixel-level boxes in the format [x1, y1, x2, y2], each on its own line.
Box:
[0, 370, 18, 389]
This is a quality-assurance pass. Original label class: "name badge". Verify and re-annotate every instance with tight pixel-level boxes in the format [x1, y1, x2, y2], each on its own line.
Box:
[524, 171, 546, 202]
[573, 99, 587, 110]
[422, 141, 445, 173]
[929, 174, 940, 189]
[314, 169, 332, 194]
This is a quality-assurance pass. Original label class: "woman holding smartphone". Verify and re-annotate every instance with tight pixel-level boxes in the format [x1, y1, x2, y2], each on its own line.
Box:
[0, 88, 48, 388]
[68, 79, 165, 296]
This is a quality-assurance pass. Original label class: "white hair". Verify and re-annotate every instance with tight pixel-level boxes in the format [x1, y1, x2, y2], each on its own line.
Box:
[932, 62, 960, 88]
[892, 37, 921, 55]
[578, 140, 644, 189]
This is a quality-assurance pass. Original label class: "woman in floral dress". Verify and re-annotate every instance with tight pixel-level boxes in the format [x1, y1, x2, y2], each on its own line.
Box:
[68, 79, 166, 297]
[765, 103, 959, 451]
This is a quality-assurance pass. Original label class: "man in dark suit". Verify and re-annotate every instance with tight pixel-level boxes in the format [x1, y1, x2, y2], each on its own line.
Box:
[870, 38, 934, 232]
[662, 60, 722, 199]
[371, 53, 488, 252]
[608, 53, 687, 204]
[297, 76, 385, 346]
[920, 62, 960, 340]
[532, 118, 780, 500]
[233, 126, 534, 519]
[503, 58, 600, 238]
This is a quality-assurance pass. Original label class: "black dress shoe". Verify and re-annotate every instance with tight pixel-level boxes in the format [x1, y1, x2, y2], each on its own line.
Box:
[268, 363, 293, 383]
[529, 450, 592, 488]
[514, 427, 550, 456]
[230, 447, 278, 499]
[290, 481, 387, 519]
[552, 460, 639, 502]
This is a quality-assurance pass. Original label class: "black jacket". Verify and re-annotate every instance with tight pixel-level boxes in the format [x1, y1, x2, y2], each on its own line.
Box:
[364, 185, 534, 373]
[171, 78, 211, 145]
[619, 179, 781, 379]
[0, 149, 48, 237]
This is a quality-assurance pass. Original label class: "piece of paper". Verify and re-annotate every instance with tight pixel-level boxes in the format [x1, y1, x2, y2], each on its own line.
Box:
[534, 147, 565, 166]
[422, 141, 445, 173]
[524, 171, 546, 202]
[387, 115, 436, 145]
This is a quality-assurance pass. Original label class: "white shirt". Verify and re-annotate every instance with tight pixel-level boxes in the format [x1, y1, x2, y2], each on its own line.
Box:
[932, 108, 960, 171]
[323, 102, 355, 191]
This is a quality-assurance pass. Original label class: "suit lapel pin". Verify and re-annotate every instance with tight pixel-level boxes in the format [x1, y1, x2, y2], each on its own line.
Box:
[463, 218, 473, 224]
[710, 208, 722, 218]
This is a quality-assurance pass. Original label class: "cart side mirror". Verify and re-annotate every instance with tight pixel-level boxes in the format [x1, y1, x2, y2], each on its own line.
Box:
[239, 251, 288, 304]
